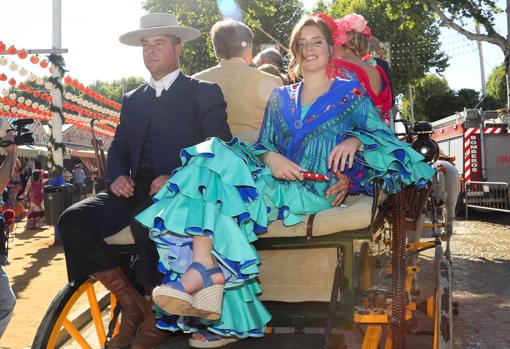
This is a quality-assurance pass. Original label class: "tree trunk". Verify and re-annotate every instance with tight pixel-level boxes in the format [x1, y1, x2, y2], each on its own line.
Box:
[506, 59, 510, 110]
[506, 0, 510, 109]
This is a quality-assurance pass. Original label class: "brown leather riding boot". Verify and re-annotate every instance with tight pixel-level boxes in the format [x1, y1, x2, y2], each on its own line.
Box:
[93, 267, 145, 349]
[131, 299, 168, 349]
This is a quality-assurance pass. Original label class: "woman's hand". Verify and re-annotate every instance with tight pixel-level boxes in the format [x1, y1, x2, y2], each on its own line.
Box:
[150, 175, 171, 195]
[325, 172, 351, 206]
[328, 137, 361, 173]
[260, 152, 304, 181]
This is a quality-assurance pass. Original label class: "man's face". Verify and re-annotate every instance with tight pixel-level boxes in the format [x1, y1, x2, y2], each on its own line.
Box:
[142, 35, 182, 80]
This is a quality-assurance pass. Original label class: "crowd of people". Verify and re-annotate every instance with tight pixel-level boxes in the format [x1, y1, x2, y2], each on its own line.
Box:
[1, 10, 436, 348]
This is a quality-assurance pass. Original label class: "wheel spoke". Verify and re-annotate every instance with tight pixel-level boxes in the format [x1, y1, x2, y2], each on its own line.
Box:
[86, 284, 107, 345]
[62, 318, 93, 349]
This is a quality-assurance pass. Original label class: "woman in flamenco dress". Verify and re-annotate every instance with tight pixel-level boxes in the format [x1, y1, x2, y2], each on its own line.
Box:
[135, 15, 435, 348]
[319, 13, 394, 126]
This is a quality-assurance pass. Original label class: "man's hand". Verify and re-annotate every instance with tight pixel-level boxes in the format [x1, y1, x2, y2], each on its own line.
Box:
[328, 137, 361, 173]
[110, 175, 135, 198]
[261, 152, 304, 181]
[150, 175, 171, 195]
[325, 172, 351, 206]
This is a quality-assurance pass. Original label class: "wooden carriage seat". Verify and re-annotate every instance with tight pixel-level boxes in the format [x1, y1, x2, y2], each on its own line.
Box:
[104, 195, 375, 245]
[104, 194, 378, 304]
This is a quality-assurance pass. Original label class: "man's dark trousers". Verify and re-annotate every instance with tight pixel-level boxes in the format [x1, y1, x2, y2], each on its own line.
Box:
[58, 172, 162, 287]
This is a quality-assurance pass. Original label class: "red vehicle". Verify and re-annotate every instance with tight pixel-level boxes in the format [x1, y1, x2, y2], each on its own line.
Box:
[431, 109, 510, 214]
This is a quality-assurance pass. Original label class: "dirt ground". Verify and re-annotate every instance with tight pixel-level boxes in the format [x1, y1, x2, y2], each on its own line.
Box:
[1, 222, 67, 349]
[1, 210, 509, 349]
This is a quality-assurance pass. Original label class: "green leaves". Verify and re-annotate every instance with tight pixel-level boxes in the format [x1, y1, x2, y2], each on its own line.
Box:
[88, 77, 147, 103]
[142, 0, 304, 73]
[328, 0, 447, 92]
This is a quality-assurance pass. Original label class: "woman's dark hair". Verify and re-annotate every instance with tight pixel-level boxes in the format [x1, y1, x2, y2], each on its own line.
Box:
[288, 16, 333, 81]
[32, 171, 40, 182]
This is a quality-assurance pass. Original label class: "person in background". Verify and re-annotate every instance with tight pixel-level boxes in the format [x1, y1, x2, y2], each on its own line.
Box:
[318, 13, 393, 126]
[72, 164, 86, 202]
[0, 132, 18, 338]
[23, 169, 45, 229]
[193, 19, 282, 144]
[253, 47, 284, 70]
[257, 63, 289, 85]
[0, 159, 26, 221]
[62, 168, 73, 183]
[57, 12, 232, 349]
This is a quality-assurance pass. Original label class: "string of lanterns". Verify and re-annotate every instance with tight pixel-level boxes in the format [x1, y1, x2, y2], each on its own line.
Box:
[0, 98, 115, 138]
[63, 91, 120, 119]
[63, 75, 121, 110]
[1, 89, 115, 137]
[1, 40, 121, 113]
[0, 69, 120, 126]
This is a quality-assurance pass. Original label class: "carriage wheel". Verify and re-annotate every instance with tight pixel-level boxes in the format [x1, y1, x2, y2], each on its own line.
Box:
[32, 277, 118, 349]
[433, 259, 453, 349]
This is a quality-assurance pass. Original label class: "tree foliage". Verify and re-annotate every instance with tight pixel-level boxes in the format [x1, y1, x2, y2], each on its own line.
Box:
[141, 0, 304, 74]
[399, 74, 501, 122]
[407, 75, 457, 122]
[381, 0, 509, 107]
[88, 77, 147, 103]
[327, 0, 448, 94]
[486, 64, 507, 107]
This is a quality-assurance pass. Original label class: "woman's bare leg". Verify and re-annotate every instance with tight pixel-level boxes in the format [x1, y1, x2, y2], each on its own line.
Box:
[177, 235, 224, 293]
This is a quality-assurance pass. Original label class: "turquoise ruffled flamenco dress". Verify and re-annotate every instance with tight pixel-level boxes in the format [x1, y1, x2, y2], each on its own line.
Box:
[135, 78, 435, 338]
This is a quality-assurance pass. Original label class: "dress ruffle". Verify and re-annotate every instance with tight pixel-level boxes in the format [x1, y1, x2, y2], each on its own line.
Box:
[136, 138, 272, 337]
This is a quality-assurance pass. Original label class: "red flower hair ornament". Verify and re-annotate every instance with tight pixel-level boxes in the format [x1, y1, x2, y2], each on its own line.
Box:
[314, 13, 338, 40]
[315, 13, 372, 47]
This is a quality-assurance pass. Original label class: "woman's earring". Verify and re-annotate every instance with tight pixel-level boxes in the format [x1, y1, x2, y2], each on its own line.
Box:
[327, 60, 333, 79]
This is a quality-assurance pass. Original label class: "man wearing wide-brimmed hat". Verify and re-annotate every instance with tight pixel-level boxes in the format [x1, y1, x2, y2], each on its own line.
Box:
[58, 13, 232, 349]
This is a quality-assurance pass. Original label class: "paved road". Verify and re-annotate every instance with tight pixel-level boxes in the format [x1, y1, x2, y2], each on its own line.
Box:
[449, 211, 510, 349]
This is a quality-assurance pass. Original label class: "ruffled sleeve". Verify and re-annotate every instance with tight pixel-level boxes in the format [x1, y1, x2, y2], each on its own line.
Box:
[253, 90, 281, 155]
[345, 96, 435, 193]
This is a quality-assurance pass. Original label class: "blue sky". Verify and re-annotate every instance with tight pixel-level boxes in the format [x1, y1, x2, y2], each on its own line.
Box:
[0, 0, 506, 96]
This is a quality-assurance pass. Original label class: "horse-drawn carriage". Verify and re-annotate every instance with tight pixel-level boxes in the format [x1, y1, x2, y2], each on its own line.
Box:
[32, 121, 455, 349]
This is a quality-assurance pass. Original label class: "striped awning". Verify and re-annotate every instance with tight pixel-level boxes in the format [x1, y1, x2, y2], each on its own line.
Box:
[0, 144, 48, 159]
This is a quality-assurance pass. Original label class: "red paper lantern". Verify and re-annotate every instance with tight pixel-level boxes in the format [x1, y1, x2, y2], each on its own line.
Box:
[40, 60, 49, 68]
[41, 93, 49, 101]
[33, 90, 41, 98]
[27, 86, 33, 94]
[0, 73, 7, 81]
[6, 45, 16, 55]
[0, 41, 5, 53]
[18, 83, 26, 90]
[30, 55, 40, 64]
[64, 75, 72, 84]
[17, 50, 28, 59]
[8, 78, 16, 86]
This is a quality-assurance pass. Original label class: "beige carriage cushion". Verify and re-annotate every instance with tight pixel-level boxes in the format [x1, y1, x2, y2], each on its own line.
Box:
[261, 195, 374, 239]
[104, 225, 135, 245]
[104, 195, 375, 245]
[232, 130, 259, 144]
[258, 248, 338, 302]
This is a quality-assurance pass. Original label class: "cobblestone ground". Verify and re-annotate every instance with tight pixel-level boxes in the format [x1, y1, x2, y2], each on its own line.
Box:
[449, 211, 510, 349]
